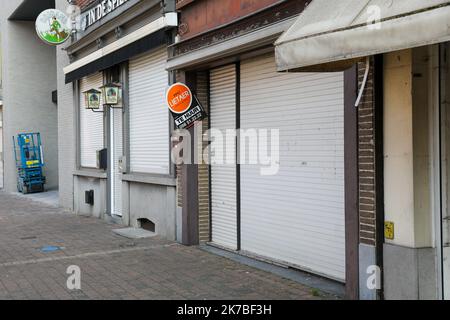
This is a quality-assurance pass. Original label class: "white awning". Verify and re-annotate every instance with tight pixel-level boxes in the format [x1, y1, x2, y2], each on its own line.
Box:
[275, 0, 450, 71]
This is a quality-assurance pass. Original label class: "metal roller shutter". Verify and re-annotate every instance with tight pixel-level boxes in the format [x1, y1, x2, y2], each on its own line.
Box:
[129, 47, 169, 175]
[79, 72, 104, 168]
[240, 53, 346, 281]
[210, 65, 238, 250]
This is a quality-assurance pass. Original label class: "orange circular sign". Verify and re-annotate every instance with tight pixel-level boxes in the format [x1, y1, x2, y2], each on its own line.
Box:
[166, 83, 193, 114]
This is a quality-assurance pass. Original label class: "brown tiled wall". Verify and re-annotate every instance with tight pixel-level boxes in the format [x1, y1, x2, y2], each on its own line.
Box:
[175, 0, 307, 55]
[358, 59, 377, 246]
[176, 164, 183, 207]
[177, 0, 286, 40]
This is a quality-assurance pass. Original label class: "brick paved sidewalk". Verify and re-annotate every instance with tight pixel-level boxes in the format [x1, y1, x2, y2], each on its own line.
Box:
[0, 192, 333, 300]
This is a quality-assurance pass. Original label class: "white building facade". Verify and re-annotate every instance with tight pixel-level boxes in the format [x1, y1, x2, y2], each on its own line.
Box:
[57, 0, 178, 239]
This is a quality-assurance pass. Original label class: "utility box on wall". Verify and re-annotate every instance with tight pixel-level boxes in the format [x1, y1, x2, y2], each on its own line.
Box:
[97, 148, 107, 170]
[85, 190, 94, 206]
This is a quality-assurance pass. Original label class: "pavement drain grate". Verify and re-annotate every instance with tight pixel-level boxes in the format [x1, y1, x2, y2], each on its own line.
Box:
[39, 246, 63, 253]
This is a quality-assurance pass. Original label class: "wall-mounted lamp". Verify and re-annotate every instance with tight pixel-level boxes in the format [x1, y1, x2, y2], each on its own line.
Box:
[83, 88, 103, 112]
[100, 83, 123, 109]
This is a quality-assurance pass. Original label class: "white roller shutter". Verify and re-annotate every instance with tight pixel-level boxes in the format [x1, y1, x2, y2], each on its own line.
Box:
[240, 53, 346, 281]
[210, 65, 238, 250]
[79, 72, 104, 168]
[129, 47, 169, 175]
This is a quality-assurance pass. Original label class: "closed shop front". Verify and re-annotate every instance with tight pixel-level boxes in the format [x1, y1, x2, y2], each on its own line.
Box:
[62, 0, 178, 239]
[110, 104, 123, 217]
[79, 72, 104, 168]
[209, 53, 346, 281]
[78, 67, 124, 218]
[107, 66, 124, 218]
[210, 64, 238, 250]
[129, 47, 169, 175]
[240, 53, 345, 281]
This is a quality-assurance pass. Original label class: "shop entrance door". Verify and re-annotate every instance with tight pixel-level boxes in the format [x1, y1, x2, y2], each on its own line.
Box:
[110, 107, 123, 217]
[107, 67, 123, 217]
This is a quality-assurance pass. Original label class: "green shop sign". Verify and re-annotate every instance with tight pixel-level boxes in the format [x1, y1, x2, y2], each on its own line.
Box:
[35, 9, 71, 45]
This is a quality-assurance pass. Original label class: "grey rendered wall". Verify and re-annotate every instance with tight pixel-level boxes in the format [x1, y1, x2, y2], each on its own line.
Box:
[384, 244, 437, 300]
[1, 0, 58, 192]
[56, 0, 76, 209]
[125, 182, 176, 241]
[74, 175, 107, 218]
[359, 244, 378, 300]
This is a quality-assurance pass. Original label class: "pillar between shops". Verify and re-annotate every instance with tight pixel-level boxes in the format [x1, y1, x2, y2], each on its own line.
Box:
[383, 47, 438, 299]
[177, 71, 200, 246]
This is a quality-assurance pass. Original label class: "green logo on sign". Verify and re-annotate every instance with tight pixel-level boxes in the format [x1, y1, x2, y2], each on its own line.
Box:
[36, 9, 71, 45]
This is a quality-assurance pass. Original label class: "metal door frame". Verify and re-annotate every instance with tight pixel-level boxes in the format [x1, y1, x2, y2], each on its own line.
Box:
[106, 66, 124, 217]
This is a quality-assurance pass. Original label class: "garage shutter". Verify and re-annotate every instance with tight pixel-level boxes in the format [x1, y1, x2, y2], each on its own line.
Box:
[129, 47, 169, 174]
[240, 53, 346, 281]
[79, 72, 104, 168]
[210, 65, 238, 250]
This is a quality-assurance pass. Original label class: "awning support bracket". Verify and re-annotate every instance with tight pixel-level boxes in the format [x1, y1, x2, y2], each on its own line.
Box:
[355, 57, 370, 108]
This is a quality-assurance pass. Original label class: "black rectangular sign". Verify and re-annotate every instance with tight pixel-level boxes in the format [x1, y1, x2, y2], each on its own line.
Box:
[172, 95, 207, 130]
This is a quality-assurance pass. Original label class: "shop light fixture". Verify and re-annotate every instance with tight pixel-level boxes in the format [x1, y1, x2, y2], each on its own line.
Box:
[100, 83, 123, 109]
[83, 88, 103, 112]
[83, 83, 123, 113]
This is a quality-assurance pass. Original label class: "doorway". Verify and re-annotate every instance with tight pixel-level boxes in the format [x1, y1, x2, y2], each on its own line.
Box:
[107, 66, 123, 217]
